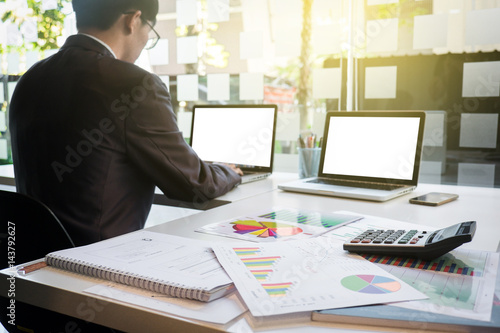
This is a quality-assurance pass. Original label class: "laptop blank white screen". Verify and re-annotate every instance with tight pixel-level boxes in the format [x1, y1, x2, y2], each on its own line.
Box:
[322, 116, 421, 180]
[191, 107, 275, 167]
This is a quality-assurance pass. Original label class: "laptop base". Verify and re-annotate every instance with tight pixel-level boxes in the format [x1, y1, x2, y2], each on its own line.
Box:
[278, 178, 416, 202]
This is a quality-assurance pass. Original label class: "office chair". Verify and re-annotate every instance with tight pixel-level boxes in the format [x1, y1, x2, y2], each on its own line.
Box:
[0, 190, 120, 333]
[0, 189, 75, 269]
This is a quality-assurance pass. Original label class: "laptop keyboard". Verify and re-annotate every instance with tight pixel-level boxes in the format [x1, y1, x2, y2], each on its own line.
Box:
[306, 178, 406, 191]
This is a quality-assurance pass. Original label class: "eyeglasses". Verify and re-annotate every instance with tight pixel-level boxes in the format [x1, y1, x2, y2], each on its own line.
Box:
[142, 19, 160, 50]
[123, 11, 160, 50]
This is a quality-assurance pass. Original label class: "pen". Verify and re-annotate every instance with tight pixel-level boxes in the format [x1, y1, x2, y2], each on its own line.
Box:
[297, 135, 306, 148]
[306, 134, 316, 148]
[17, 261, 47, 275]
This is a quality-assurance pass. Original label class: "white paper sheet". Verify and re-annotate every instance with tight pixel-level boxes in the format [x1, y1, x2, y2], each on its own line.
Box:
[21, 18, 38, 43]
[323, 211, 499, 322]
[465, 8, 500, 46]
[413, 14, 448, 50]
[366, 18, 398, 53]
[313, 68, 341, 99]
[8, 82, 17, 102]
[176, 0, 198, 27]
[458, 163, 495, 188]
[42, 0, 58, 11]
[207, 73, 230, 101]
[213, 239, 427, 316]
[385, 250, 499, 322]
[159, 75, 170, 92]
[312, 24, 342, 55]
[0, 139, 7, 160]
[7, 53, 20, 74]
[177, 74, 199, 101]
[196, 209, 362, 243]
[85, 283, 247, 324]
[177, 36, 198, 64]
[0, 112, 5, 131]
[423, 112, 445, 147]
[240, 31, 263, 59]
[459, 113, 498, 149]
[462, 61, 500, 98]
[47, 231, 232, 295]
[207, 0, 230, 23]
[239, 73, 263, 100]
[274, 28, 301, 58]
[148, 39, 169, 66]
[365, 66, 397, 99]
[6, 23, 22, 47]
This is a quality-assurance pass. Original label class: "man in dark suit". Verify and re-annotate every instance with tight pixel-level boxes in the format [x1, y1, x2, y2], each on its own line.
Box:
[9, 0, 242, 246]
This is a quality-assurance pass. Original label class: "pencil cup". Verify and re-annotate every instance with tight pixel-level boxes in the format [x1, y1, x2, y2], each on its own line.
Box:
[298, 148, 321, 179]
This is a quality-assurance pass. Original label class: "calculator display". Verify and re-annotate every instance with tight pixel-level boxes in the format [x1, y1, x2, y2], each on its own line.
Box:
[429, 224, 461, 243]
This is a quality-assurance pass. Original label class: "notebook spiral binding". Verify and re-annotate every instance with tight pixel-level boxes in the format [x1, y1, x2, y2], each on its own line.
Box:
[45, 255, 207, 301]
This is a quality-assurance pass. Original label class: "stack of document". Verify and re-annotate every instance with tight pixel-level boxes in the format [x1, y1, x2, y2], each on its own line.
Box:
[48, 210, 498, 329]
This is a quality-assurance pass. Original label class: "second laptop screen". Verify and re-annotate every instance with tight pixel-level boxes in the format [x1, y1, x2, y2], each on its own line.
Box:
[322, 116, 421, 180]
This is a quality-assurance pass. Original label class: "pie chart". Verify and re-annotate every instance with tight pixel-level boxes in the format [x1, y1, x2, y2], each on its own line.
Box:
[231, 219, 303, 238]
[341, 275, 401, 294]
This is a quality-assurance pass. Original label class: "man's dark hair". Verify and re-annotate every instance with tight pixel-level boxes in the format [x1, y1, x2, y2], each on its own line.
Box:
[72, 0, 159, 30]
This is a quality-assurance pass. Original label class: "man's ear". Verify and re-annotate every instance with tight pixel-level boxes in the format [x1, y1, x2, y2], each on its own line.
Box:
[123, 10, 142, 35]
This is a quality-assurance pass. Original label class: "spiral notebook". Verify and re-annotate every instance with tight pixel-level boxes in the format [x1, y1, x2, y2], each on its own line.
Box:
[45, 231, 234, 302]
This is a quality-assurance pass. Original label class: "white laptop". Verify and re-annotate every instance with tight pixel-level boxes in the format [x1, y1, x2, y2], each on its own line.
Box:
[279, 111, 426, 201]
[190, 104, 278, 184]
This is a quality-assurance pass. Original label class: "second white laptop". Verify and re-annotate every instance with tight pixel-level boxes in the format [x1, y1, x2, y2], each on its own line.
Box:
[279, 111, 426, 201]
[190, 104, 278, 184]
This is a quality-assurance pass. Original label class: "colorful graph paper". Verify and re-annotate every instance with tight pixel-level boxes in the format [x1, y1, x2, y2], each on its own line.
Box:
[250, 269, 272, 281]
[231, 219, 303, 238]
[261, 282, 293, 297]
[361, 251, 487, 277]
[240, 256, 281, 269]
[259, 209, 359, 229]
[233, 247, 261, 257]
[341, 275, 401, 294]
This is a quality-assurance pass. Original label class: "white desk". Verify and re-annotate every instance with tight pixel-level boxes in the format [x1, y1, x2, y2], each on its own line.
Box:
[1, 182, 499, 333]
[149, 182, 500, 252]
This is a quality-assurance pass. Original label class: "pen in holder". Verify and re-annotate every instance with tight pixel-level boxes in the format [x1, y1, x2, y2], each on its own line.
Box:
[298, 147, 321, 179]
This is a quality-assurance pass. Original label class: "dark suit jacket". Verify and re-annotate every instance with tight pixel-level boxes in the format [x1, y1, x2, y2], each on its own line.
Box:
[9, 35, 241, 246]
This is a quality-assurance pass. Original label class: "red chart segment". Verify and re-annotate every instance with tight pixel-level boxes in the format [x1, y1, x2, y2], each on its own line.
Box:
[341, 275, 401, 294]
[231, 220, 303, 238]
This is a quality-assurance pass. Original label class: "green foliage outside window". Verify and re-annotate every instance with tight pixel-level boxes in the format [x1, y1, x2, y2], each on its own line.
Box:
[0, 0, 71, 55]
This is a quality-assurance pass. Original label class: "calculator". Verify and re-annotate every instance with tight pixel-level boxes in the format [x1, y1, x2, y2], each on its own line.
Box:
[343, 221, 476, 260]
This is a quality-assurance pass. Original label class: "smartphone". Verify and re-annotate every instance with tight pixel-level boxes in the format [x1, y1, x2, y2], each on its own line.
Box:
[409, 192, 459, 206]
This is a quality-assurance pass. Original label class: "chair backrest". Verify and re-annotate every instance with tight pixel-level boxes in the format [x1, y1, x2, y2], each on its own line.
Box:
[0, 190, 75, 269]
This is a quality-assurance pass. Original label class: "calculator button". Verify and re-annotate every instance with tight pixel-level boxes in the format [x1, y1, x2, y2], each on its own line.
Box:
[350, 239, 361, 243]
[384, 240, 394, 244]
[398, 240, 409, 244]
[361, 239, 372, 243]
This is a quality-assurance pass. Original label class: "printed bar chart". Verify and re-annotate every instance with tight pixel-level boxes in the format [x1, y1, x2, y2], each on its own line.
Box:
[260, 208, 360, 229]
[261, 282, 293, 297]
[234, 247, 261, 257]
[240, 256, 281, 269]
[361, 250, 488, 277]
[250, 269, 273, 281]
